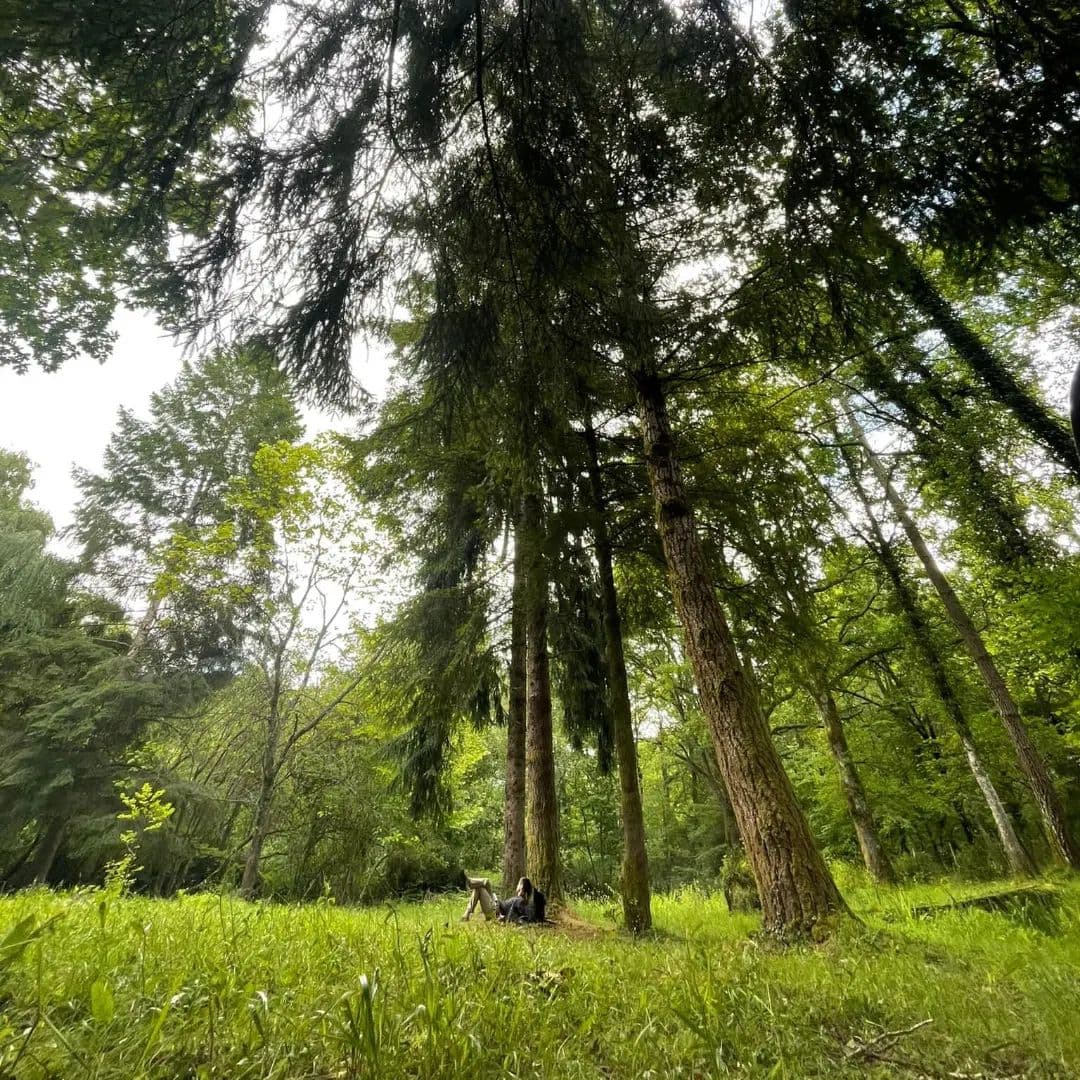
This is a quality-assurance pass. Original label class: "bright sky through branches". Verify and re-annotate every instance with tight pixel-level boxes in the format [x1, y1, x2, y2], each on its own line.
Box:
[0, 307, 392, 547]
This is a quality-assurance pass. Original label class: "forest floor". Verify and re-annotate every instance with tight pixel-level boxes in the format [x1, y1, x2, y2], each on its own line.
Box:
[0, 876, 1075, 1078]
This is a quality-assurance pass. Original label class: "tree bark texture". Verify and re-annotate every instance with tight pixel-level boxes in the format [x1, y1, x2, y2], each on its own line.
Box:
[523, 493, 562, 902]
[881, 236, 1080, 480]
[814, 689, 896, 883]
[584, 420, 652, 932]
[502, 503, 529, 894]
[635, 371, 844, 936]
[851, 415, 1079, 867]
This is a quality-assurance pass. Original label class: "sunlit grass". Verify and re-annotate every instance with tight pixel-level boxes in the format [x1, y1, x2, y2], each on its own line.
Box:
[0, 877, 1075, 1077]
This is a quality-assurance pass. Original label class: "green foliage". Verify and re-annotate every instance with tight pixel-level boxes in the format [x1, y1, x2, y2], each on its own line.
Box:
[5, 0, 1080, 945]
[73, 349, 302, 679]
[0, 0, 267, 371]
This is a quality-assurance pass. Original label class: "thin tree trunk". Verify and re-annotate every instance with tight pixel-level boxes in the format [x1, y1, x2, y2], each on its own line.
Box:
[502, 500, 528, 894]
[523, 493, 562, 903]
[635, 370, 844, 936]
[584, 419, 652, 932]
[958, 729, 1037, 876]
[849, 413, 1079, 867]
[877, 232, 1079, 479]
[815, 688, 896, 883]
[1071, 359, 1080, 463]
[29, 818, 66, 886]
[858, 346, 1039, 564]
[241, 736, 279, 899]
[848, 477, 1037, 876]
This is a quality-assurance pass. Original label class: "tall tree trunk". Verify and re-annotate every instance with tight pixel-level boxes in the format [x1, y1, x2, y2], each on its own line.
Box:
[502, 501, 528, 894]
[1071, 359, 1080, 463]
[876, 232, 1079, 479]
[814, 688, 896, 883]
[849, 413, 1079, 867]
[241, 738, 278, 899]
[523, 493, 562, 903]
[584, 419, 652, 933]
[847, 472, 1037, 876]
[29, 818, 66, 886]
[956, 727, 1037, 876]
[635, 370, 844, 936]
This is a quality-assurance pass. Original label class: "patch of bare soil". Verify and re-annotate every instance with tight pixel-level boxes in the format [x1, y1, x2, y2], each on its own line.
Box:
[541, 906, 611, 939]
[451, 905, 611, 939]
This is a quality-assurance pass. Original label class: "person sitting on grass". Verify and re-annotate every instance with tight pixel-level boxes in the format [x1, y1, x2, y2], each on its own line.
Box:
[461, 875, 546, 924]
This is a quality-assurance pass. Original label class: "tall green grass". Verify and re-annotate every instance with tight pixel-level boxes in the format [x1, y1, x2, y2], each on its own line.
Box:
[0, 878, 1075, 1077]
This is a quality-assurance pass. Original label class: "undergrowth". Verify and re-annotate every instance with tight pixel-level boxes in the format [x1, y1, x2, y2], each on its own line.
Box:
[0, 877, 1075, 1077]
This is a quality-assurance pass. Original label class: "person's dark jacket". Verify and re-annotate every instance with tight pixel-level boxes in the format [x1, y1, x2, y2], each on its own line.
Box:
[500, 889, 546, 924]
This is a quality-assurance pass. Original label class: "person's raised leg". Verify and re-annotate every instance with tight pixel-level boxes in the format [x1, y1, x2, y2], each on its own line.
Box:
[462, 876, 498, 921]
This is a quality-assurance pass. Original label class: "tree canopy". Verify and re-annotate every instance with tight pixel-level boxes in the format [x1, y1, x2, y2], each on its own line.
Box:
[1, 0, 1079, 940]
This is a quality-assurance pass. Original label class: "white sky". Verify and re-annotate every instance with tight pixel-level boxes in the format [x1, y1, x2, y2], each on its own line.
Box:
[0, 306, 392, 543]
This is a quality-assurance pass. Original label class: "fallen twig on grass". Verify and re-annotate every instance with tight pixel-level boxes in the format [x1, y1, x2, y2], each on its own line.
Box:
[845, 1018, 934, 1062]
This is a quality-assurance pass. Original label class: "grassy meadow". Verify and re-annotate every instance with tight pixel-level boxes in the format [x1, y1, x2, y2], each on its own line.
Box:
[0, 876, 1076, 1078]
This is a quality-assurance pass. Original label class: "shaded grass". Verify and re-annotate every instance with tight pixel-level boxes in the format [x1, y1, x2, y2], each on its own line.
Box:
[0, 877, 1075, 1077]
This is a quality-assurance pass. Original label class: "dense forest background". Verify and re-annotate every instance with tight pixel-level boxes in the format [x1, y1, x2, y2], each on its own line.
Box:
[2, 0, 1080, 939]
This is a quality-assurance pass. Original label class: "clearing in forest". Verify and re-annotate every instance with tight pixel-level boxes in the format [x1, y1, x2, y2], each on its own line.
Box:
[0, 880, 1076, 1078]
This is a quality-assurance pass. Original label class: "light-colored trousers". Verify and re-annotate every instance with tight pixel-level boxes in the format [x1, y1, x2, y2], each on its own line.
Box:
[463, 877, 499, 919]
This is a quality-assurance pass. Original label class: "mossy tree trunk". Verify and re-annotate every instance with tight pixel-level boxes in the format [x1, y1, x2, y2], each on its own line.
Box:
[523, 492, 562, 903]
[815, 687, 896, 884]
[502, 500, 529, 894]
[241, 729, 279, 899]
[584, 418, 652, 933]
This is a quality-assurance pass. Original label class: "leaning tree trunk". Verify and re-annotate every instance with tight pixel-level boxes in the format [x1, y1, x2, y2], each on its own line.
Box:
[9, 818, 67, 889]
[635, 370, 844, 936]
[885, 559, 1035, 876]
[854, 496, 1038, 877]
[502, 502, 529, 894]
[1, 838, 39, 889]
[850, 414, 1079, 867]
[32, 819, 65, 886]
[955, 725, 1038, 877]
[815, 687, 896, 884]
[875, 230, 1080, 480]
[523, 493, 562, 903]
[584, 419, 652, 933]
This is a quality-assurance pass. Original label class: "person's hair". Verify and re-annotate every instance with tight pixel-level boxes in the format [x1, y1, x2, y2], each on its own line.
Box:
[517, 876, 533, 898]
